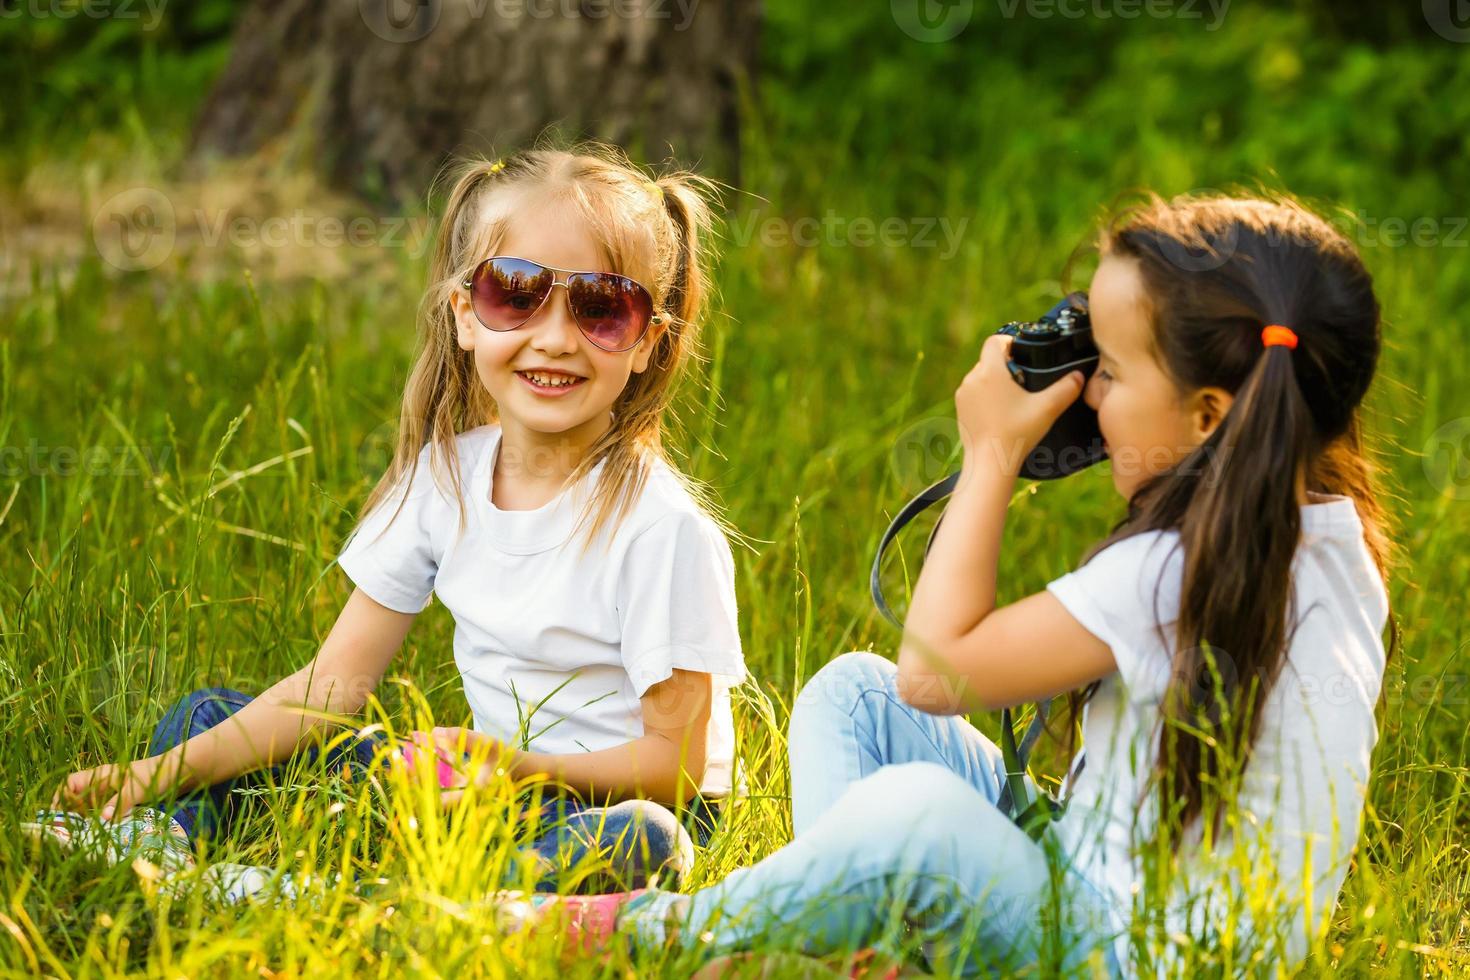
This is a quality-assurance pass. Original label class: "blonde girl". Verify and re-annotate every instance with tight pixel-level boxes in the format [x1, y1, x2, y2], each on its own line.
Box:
[41, 144, 747, 895]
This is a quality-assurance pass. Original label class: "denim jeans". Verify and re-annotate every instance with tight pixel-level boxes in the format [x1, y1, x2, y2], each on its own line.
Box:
[147, 686, 714, 892]
[668, 652, 1126, 977]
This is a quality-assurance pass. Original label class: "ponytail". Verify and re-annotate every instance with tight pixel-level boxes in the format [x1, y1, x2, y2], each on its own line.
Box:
[648, 174, 716, 373]
[1048, 192, 1394, 844]
[1158, 328, 1317, 838]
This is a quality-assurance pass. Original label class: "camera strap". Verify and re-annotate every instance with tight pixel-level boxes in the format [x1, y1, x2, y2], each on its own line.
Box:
[870, 470, 1072, 841]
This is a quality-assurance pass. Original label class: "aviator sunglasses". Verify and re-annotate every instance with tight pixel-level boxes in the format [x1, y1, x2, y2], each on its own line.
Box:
[461, 256, 663, 353]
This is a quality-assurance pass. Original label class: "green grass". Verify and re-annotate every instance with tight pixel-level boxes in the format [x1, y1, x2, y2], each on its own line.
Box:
[3, 3, 1469, 976]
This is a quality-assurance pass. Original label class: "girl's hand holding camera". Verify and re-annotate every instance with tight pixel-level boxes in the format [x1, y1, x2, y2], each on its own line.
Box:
[955, 333, 1086, 476]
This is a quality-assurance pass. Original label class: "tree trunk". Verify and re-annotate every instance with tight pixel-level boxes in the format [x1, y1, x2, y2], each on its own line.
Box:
[190, 0, 758, 202]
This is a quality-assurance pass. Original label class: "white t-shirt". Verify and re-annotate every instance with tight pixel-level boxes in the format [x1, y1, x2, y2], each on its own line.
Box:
[337, 423, 747, 796]
[1045, 492, 1389, 974]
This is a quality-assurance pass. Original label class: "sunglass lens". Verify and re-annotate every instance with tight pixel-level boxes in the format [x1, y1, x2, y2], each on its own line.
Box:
[471, 258, 552, 330]
[568, 274, 653, 351]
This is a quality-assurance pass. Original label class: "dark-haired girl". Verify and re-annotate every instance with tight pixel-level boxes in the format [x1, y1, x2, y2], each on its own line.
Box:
[526, 193, 1397, 977]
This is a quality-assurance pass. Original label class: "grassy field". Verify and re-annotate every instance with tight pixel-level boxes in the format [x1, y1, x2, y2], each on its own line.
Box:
[2, 3, 1469, 976]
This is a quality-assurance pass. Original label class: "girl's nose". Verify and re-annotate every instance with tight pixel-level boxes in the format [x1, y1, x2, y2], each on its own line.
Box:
[528, 285, 581, 355]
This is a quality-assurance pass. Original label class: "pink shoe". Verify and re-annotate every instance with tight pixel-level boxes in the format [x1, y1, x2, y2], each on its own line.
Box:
[847, 948, 904, 979]
[507, 888, 650, 956]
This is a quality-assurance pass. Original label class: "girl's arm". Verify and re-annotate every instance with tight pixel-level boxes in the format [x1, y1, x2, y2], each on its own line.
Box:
[896, 333, 1117, 715]
[160, 587, 418, 786]
[435, 668, 713, 808]
[57, 588, 417, 817]
[516, 668, 712, 805]
[895, 457, 1116, 713]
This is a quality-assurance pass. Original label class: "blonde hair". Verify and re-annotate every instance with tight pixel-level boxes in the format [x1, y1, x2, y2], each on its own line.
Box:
[351, 140, 730, 555]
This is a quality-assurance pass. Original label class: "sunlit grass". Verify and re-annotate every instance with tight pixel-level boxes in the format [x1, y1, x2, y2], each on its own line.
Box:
[4, 5, 1470, 976]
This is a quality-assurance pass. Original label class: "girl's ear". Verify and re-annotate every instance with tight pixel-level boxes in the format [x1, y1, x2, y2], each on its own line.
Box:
[1190, 385, 1235, 441]
[630, 315, 670, 374]
[451, 288, 478, 351]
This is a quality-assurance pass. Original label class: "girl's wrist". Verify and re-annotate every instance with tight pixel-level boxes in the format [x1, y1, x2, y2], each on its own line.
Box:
[957, 449, 1021, 494]
[456, 744, 524, 789]
[960, 427, 1028, 480]
[157, 742, 204, 794]
[122, 752, 167, 803]
[502, 747, 537, 782]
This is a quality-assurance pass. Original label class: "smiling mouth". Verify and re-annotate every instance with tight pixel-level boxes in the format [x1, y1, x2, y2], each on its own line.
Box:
[515, 370, 587, 392]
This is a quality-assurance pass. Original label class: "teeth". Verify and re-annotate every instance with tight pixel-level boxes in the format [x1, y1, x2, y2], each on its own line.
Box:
[521, 371, 581, 388]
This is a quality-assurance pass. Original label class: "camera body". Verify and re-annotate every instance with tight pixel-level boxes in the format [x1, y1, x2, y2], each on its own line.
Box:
[995, 292, 1108, 479]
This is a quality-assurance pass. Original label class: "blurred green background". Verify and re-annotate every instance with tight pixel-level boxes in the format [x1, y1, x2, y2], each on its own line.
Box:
[2, 1, 1468, 975]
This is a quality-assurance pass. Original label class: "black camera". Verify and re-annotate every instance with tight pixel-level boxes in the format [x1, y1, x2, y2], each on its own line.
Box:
[995, 292, 1108, 480]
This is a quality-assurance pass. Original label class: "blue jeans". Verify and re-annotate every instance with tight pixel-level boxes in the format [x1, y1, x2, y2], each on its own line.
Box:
[147, 687, 712, 892]
[669, 652, 1126, 977]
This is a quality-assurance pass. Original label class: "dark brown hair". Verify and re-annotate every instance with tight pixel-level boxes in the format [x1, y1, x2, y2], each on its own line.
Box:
[1057, 191, 1402, 840]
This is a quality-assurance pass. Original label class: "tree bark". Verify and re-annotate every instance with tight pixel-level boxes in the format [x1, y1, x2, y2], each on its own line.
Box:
[190, 0, 758, 202]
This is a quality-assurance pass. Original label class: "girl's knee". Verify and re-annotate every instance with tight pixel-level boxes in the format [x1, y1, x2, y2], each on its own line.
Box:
[838, 762, 985, 838]
[169, 685, 249, 705]
[606, 799, 683, 847]
[792, 650, 897, 722]
[181, 686, 251, 715]
[155, 687, 253, 743]
[791, 764, 1030, 904]
[596, 800, 695, 883]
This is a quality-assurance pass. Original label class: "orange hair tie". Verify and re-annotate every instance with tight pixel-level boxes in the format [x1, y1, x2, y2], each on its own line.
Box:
[1261, 324, 1298, 349]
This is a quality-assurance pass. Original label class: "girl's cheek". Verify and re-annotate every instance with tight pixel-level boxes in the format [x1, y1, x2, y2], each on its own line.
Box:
[1083, 374, 1105, 412]
[1094, 397, 1113, 445]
